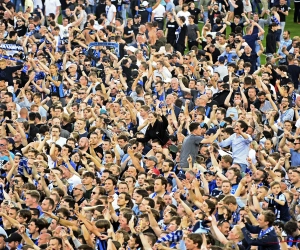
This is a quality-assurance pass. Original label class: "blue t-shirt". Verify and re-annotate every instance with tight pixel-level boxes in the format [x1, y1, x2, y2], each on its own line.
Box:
[243, 33, 259, 52]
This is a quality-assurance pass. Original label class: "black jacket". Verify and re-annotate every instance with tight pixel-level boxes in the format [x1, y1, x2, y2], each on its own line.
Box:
[137, 115, 169, 146]
[242, 225, 280, 250]
[266, 30, 277, 54]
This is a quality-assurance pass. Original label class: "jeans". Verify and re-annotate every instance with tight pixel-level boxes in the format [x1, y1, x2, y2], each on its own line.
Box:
[203, 11, 208, 23]
[238, 163, 248, 173]
[255, 40, 261, 67]
[294, 2, 300, 23]
[122, 4, 127, 23]
[280, 22, 285, 40]
[15, 0, 23, 12]
[251, 0, 261, 14]
[85, 5, 94, 14]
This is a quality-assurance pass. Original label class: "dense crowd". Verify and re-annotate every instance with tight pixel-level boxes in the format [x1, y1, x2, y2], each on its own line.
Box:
[0, 0, 299, 249]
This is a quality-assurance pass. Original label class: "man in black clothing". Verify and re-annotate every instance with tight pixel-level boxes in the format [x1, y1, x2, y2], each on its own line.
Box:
[165, 12, 178, 46]
[236, 41, 264, 73]
[287, 54, 300, 89]
[123, 18, 135, 44]
[240, 210, 280, 250]
[0, 58, 24, 86]
[266, 23, 279, 55]
[173, 12, 187, 55]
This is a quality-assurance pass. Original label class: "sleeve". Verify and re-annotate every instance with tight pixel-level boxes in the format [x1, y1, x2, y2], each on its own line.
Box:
[161, 115, 169, 129]
[219, 134, 233, 148]
[241, 227, 278, 246]
[55, 0, 61, 6]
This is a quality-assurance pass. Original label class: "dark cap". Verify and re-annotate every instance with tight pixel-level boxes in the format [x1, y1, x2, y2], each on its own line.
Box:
[7, 138, 14, 145]
[145, 156, 158, 164]
[200, 122, 208, 130]
[218, 56, 225, 63]
[5, 233, 22, 243]
[0, 104, 6, 110]
[204, 170, 216, 176]
[216, 32, 222, 36]
[177, 173, 186, 180]
[134, 14, 141, 18]
[206, 128, 216, 136]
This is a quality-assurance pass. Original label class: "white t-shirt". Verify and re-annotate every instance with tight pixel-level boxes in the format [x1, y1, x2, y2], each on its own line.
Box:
[106, 4, 116, 23]
[33, 0, 43, 9]
[153, 4, 165, 17]
[177, 10, 190, 25]
[67, 174, 82, 186]
[47, 137, 67, 147]
[44, 0, 61, 16]
[58, 24, 71, 39]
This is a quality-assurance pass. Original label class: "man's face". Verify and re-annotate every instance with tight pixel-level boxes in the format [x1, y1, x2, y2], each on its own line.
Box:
[51, 128, 60, 137]
[49, 239, 61, 250]
[219, 222, 230, 236]
[38, 233, 50, 246]
[25, 195, 34, 207]
[154, 179, 164, 193]
[290, 171, 300, 184]
[118, 183, 128, 193]
[221, 182, 231, 194]
[0, 139, 7, 153]
[225, 170, 236, 182]
[139, 199, 149, 212]
[41, 199, 52, 212]
[104, 179, 114, 193]
[28, 221, 37, 234]
[8, 208, 17, 219]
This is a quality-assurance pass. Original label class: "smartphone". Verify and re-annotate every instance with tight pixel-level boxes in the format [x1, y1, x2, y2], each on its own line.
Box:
[6, 120, 13, 124]
[3, 111, 11, 119]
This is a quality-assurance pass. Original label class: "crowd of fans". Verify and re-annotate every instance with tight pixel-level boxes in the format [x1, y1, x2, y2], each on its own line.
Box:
[0, 0, 299, 249]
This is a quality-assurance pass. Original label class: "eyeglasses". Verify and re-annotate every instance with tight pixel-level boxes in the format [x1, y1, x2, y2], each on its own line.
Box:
[73, 188, 82, 191]
[183, 58, 188, 60]
[85, 64, 90, 66]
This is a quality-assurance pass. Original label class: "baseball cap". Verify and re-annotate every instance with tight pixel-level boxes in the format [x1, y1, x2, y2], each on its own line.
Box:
[134, 14, 141, 18]
[206, 128, 216, 136]
[152, 168, 160, 176]
[5, 233, 22, 243]
[7, 138, 14, 145]
[218, 56, 225, 63]
[204, 170, 216, 176]
[145, 156, 158, 164]
[177, 173, 186, 180]
[141, 1, 149, 6]
[0, 104, 6, 110]
[200, 122, 208, 130]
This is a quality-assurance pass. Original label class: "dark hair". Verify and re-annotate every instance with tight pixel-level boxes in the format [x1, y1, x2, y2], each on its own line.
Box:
[284, 220, 298, 236]
[187, 233, 203, 248]
[189, 122, 200, 132]
[237, 120, 248, 132]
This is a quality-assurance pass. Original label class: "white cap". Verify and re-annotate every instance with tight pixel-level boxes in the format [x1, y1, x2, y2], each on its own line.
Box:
[158, 46, 166, 54]
[141, 1, 149, 6]
[66, 62, 77, 69]
[164, 78, 171, 83]
[124, 46, 137, 53]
